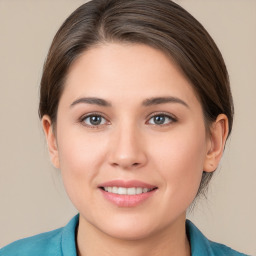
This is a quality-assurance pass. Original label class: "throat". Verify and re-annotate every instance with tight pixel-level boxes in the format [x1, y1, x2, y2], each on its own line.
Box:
[76, 214, 190, 256]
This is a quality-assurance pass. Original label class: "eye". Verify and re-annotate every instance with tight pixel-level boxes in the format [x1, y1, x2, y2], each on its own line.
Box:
[81, 114, 108, 127]
[147, 113, 176, 126]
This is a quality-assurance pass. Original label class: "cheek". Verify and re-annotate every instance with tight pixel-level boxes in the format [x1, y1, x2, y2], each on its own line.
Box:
[56, 129, 108, 205]
[150, 125, 207, 199]
[57, 127, 107, 171]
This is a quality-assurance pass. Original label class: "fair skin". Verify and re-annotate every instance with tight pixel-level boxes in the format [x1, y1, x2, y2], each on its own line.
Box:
[43, 43, 228, 256]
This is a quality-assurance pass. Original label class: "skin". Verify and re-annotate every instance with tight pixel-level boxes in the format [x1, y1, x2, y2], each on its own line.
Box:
[43, 43, 228, 256]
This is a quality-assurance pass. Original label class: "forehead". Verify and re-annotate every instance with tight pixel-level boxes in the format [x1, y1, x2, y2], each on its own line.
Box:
[62, 43, 200, 108]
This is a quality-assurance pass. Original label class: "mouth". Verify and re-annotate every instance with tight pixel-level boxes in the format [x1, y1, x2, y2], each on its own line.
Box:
[98, 180, 158, 207]
[100, 186, 157, 195]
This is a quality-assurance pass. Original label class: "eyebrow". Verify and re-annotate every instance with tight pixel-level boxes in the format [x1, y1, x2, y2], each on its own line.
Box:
[70, 96, 189, 108]
[70, 97, 112, 107]
[142, 97, 189, 108]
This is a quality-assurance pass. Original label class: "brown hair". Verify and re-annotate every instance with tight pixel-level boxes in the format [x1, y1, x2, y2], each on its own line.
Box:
[39, 0, 234, 197]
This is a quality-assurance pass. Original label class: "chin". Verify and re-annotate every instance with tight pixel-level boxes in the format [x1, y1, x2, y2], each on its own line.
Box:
[89, 212, 172, 241]
[102, 223, 157, 241]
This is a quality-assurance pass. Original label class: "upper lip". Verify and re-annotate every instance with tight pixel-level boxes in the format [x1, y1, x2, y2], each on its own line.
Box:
[98, 180, 157, 189]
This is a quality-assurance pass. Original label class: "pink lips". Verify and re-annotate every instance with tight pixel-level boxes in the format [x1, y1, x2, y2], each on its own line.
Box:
[98, 180, 158, 207]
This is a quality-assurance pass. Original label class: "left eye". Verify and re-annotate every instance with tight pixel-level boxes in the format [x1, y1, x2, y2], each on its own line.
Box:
[82, 115, 108, 126]
[148, 114, 175, 125]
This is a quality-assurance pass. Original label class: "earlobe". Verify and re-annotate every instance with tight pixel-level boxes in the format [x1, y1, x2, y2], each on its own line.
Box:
[42, 115, 60, 169]
[203, 114, 229, 173]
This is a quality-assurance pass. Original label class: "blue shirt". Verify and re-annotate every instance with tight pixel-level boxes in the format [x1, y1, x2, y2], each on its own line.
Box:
[0, 215, 248, 256]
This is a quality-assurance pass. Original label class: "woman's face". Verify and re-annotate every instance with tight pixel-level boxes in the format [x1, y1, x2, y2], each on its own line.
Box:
[46, 43, 214, 240]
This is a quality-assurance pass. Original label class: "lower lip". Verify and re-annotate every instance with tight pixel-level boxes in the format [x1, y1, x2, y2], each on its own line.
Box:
[100, 189, 157, 207]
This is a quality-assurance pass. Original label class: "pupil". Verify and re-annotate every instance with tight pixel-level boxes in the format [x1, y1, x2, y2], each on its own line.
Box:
[90, 116, 101, 125]
[154, 116, 165, 124]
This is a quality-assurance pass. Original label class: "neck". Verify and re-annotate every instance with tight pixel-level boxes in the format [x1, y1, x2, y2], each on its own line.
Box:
[76, 214, 190, 256]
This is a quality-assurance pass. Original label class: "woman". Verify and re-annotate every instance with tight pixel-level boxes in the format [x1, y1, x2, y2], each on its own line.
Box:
[1, 0, 249, 255]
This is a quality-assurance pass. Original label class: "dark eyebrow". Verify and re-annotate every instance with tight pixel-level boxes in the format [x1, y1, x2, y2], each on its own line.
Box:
[142, 97, 189, 108]
[70, 97, 112, 107]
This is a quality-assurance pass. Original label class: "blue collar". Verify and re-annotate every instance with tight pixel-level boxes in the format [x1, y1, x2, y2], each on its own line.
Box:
[60, 215, 245, 256]
[61, 214, 79, 256]
[186, 219, 214, 255]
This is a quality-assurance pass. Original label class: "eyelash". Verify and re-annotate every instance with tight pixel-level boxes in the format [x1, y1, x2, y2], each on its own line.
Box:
[79, 112, 177, 129]
[147, 112, 177, 126]
[79, 112, 109, 129]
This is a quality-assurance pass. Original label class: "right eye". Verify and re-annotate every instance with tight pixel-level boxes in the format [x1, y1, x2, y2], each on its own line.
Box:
[81, 114, 108, 128]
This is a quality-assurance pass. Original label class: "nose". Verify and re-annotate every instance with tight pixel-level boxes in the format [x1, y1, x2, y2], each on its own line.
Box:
[108, 124, 148, 170]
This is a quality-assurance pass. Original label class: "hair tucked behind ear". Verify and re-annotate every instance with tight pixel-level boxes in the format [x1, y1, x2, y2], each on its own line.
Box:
[39, 0, 233, 198]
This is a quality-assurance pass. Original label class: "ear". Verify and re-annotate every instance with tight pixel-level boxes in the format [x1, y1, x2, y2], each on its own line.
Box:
[203, 114, 229, 173]
[42, 115, 60, 169]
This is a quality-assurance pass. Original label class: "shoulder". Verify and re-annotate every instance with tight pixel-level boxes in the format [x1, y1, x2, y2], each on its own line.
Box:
[209, 240, 248, 256]
[0, 215, 79, 256]
[186, 219, 249, 256]
[0, 228, 63, 256]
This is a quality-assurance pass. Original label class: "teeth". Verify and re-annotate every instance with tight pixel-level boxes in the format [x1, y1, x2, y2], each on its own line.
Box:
[136, 187, 143, 194]
[143, 188, 148, 193]
[103, 187, 153, 195]
[112, 186, 118, 193]
[127, 187, 136, 195]
[118, 187, 126, 195]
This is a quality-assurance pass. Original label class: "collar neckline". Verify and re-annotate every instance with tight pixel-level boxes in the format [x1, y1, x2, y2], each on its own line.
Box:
[61, 215, 213, 256]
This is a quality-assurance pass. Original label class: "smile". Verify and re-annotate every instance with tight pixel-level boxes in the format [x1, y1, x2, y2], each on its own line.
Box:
[98, 180, 158, 207]
[101, 187, 155, 195]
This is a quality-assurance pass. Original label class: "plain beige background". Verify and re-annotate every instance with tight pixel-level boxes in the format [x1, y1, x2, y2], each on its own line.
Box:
[0, 0, 255, 255]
